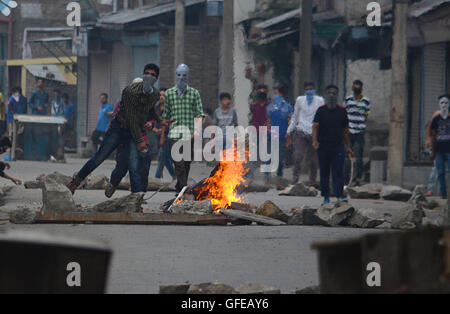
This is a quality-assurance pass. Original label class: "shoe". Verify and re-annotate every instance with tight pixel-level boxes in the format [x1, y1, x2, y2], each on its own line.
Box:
[426, 192, 433, 197]
[321, 198, 331, 206]
[338, 197, 349, 203]
[67, 178, 81, 195]
[105, 183, 116, 199]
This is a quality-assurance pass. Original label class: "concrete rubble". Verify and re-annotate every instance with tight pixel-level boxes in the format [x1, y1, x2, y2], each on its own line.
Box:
[256, 201, 289, 223]
[42, 180, 77, 213]
[160, 282, 281, 294]
[9, 207, 37, 224]
[381, 185, 413, 202]
[169, 200, 214, 215]
[346, 184, 383, 199]
[279, 183, 319, 197]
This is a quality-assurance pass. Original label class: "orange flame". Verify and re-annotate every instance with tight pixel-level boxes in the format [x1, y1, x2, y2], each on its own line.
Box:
[195, 147, 248, 212]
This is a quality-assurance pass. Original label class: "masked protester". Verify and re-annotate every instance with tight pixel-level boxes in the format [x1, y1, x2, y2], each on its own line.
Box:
[312, 85, 354, 206]
[162, 64, 205, 192]
[430, 94, 450, 199]
[68, 64, 170, 195]
[286, 82, 324, 186]
[343, 80, 371, 186]
[248, 84, 271, 186]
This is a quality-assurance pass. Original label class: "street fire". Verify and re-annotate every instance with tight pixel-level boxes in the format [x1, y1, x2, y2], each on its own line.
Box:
[193, 149, 248, 213]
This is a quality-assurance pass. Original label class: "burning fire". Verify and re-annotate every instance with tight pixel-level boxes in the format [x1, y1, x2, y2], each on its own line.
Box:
[195, 148, 248, 212]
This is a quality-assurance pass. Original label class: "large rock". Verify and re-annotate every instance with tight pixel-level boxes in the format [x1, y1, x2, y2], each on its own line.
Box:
[256, 201, 289, 223]
[42, 180, 77, 213]
[9, 207, 37, 224]
[25, 172, 73, 189]
[169, 200, 214, 215]
[86, 193, 145, 213]
[381, 186, 413, 202]
[422, 209, 446, 227]
[391, 206, 424, 230]
[315, 203, 355, 227]
[347, 208, 387, 229]
[288, 206, 320, 226]
[346, 184, 383, 199]
[408, 185, 430, 208]
[279, 183, 319, 197]
[82, 174, 109, 190]
[187, 282, 236, 294]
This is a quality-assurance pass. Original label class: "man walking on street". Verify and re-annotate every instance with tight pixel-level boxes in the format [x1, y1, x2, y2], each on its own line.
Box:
[344, 80, 371, 186]
[286, 82, 324, 185]
[162, 64, 205, 192]
[313, 85, 354, 205]
[267, 86, 293, 190]
[68, 64, 168, 195]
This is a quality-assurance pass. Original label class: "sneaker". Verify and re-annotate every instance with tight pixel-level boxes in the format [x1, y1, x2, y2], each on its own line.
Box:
[426, 191, 433, 197]
[339, 197, 349, 203]
[67, 178, 81, 195]
[105, 184, 116, 199]
[321, 198, 331, 206]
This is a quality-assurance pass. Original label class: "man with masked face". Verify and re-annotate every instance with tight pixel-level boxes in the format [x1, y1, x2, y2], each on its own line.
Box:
[430, 94, 450, 199]
[313, 85, 354, 205]
[162, 64, 205, 192]
[344, 80, 371, 186]
[287, 82, 324, 186]
[68, 64, 167, 195]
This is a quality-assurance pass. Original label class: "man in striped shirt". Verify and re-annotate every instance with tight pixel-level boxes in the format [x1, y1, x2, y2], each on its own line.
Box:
[344, 80, 371, 186]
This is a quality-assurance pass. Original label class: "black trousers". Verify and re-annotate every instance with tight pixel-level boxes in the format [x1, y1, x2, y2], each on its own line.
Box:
[318, 147, 345, 199]
[171, 140, 194, 192]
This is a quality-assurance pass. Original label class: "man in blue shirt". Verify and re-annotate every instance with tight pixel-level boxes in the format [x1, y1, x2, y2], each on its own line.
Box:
[61, 93, 75, 148]
[91, 93, 113, 149]
[29, 79, 49, 115]
[267, 86, 294, 190]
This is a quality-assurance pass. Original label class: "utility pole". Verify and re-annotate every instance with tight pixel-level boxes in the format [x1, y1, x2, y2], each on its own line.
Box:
[387, 0, 409, 186]
[174, 0, 185, 72]
[222, 0, 235, 97]
[298, 0, 312, 89]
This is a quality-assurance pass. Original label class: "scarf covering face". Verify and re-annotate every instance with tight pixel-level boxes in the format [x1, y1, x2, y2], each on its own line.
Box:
[142, 74, 157, 94]
[305, 89, 316, 105]
[12, 93, 20, 102]
[439, 97, 450, 120]
[176, 64, 190, 97]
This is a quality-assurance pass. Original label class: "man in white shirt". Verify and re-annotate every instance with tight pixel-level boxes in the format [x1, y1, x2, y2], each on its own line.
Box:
[286, 82, 324, 185]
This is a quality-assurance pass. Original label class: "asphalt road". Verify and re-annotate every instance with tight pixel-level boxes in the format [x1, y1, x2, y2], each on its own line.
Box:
[0, 158, 406, 293]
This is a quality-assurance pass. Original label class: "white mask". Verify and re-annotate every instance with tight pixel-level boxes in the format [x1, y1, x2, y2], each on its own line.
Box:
[439, 97, 450, 119]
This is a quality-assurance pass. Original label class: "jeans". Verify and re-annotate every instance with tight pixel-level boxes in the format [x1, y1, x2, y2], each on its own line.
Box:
[318, 147, 346, 199]
[435, 153, 450, 198]
[427, 160, 438, 193]
[276, 140, 287, 178]
[292, 131, 318, 184]
[76, 120, 144, 193]
[344, 133, 365, 183]
[155, 140, 176, 179]
[110, 141, 152, 192]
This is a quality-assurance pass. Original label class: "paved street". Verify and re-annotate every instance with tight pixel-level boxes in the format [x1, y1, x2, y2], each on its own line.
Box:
[0, 158, 408, 293]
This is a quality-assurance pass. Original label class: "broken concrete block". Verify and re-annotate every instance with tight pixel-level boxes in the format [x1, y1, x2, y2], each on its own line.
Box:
[38, 172, 72, 186]
[347, 208, 386, 229]
[256, 201, 289, 223]
[279, 183, 319, 197]
[346, 184, 383, 199]
[315, 203, 355, 227]
[82, 174, 109, 190]
[42, 180, 77, 213]
[160, 284, 191, 294]
[187, 282, 236, 294]
[24, 181, 42, 189]
[391, 206, 424, 230]
[85, 193, 145, 213]
[422, 209, 446, 227]
[169, 200, 214, 215]
[408, 185, 430, 208]
[381, 185, 413, 202]
[288, 206, 319, 226]
[9, 207, 37, 224]
[235, 283, 281, 294]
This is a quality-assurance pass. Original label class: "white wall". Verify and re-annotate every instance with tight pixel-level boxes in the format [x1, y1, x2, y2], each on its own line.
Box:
[233, 0, 257, 127]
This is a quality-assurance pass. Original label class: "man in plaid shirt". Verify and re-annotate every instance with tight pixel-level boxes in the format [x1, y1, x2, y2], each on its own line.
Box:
[162, 64, 205, 192]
